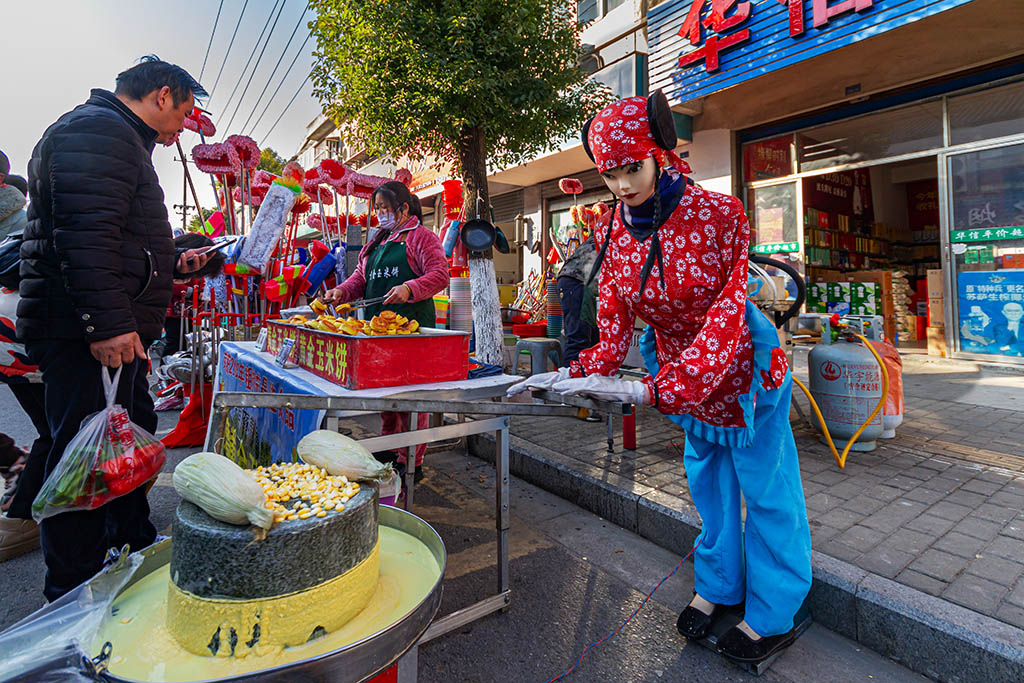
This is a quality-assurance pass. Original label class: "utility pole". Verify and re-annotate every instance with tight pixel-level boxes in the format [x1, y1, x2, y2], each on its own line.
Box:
[173, 204, 194, 230]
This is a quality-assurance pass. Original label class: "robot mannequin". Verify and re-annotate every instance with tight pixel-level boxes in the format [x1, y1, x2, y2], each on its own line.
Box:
[509, 91, 812, 664]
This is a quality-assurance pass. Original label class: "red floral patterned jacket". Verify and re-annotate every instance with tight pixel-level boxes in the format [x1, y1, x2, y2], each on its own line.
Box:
[570, 184, 787, 429]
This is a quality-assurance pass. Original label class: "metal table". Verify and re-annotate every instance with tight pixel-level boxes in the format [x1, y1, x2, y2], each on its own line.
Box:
[205, 379, 634, 680]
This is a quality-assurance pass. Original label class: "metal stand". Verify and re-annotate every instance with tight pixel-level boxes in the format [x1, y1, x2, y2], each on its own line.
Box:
[206, 392, 593, 649]
[206, 385, 635, 682]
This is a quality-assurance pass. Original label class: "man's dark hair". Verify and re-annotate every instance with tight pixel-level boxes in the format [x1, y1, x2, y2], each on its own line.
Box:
[115, 55, 207, 107]
[0, 150, 8, 177]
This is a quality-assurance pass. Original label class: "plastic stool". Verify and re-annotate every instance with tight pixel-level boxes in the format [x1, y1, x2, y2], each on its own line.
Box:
[515, 337, 562, 376]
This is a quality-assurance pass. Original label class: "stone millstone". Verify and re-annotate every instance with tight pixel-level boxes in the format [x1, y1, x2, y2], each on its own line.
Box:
[170, 486, 378, 599]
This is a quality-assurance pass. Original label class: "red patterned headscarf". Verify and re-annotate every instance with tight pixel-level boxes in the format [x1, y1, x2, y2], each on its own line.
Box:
[587, 96, 691, 174]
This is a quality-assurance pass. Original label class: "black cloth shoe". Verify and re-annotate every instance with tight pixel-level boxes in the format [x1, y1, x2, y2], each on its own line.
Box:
[716, 625, 796, 663]
[676, 599, 741, 640]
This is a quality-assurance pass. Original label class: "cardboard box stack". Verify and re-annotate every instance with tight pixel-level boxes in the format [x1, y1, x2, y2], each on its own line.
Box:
[805, 281, 882, 317]
[926, 269, 945, 356]
[892, 271, 917, 342]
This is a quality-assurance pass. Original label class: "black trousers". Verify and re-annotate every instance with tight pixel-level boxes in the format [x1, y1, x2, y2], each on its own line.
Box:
[24, 341, 157, 602]
[163, 316, 184, 357]
[5, 382, 51, 520]
[557, 276, 599, 366]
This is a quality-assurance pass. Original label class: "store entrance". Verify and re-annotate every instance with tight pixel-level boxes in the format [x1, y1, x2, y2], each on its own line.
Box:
[801, 158, 941, 350]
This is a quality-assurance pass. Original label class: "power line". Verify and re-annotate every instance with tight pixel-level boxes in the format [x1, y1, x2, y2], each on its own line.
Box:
[207, 0, 251, 106]
[217, 0, 286, 137]
[259, 73, 311, 145]
[245, 29, 312, 137]
[199, 0, 225, 82]
[239, 2, 310, 136]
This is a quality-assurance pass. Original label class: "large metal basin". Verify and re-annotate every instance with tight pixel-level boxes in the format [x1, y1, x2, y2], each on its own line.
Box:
[101, 505, 444, 683]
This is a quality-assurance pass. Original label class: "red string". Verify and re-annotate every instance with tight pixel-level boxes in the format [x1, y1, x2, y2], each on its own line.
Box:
[544, 539, 702, 683]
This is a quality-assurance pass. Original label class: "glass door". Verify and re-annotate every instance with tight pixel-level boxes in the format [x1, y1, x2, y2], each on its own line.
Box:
[746, 180, 802, 257]
[942, 141, 1024, 363]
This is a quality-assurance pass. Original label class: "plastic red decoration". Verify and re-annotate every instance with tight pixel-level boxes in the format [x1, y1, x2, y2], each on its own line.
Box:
[592, 201, 609, 217]
[183, 109, 216, 137]
[283, 161, 304, 183]
[393, 168, 413, 186]
[547, 247, 561, 265]
[317, 159, 390, 199]
[253, 170, 276, 187]
[192, 143, 241, 175]
[558, 178, 584, 195]
[291, 193, 312, 215]
[225, 135, 260, 171]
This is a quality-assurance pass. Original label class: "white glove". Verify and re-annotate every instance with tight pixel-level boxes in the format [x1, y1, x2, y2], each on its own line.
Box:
[506, 367, 571, 397]
[550, 375, 651, 405]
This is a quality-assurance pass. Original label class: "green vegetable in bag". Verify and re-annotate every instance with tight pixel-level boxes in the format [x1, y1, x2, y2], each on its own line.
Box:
[297, 430, 393, 481]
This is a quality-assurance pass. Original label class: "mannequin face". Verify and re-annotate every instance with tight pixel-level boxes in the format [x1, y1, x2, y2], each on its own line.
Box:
[600, 157, 658, 207]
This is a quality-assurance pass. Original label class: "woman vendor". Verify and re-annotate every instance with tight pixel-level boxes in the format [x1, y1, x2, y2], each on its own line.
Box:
[509, 92, 812, 664]
[322, 181, 449, 480]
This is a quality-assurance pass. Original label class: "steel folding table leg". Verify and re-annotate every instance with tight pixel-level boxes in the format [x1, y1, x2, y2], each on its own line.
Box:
[496, 420, 510, 601]
[404, 412, 418, 511]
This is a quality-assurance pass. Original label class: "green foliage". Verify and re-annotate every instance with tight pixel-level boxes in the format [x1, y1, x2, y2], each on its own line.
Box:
[187, 207, 216, 233]
[309, 0, 611, 175]
[258, 147, 286, 175]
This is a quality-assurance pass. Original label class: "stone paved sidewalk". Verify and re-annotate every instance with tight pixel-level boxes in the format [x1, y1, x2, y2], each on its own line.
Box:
[505, 348, 1024, 629]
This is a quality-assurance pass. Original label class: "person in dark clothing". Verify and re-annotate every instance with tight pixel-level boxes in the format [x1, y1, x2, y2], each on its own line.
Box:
[18, 56, 210, 601]
[557, 233, 600, 365]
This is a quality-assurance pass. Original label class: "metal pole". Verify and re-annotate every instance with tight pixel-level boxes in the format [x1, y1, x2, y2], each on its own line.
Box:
[198, 132, 224, 215]
[176, 141, 206, 231]
[606, 411, 614, 453]
[496, 419, 511, 599]
[404, 411, 418, 511]
[181, 167, 188, 232]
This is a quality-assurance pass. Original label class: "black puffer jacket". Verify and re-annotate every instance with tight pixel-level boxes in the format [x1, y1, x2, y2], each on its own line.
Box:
[18, 89, 176, 344]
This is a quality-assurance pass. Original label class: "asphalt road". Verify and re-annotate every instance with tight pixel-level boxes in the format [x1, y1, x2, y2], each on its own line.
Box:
[0, 389, 927, 682]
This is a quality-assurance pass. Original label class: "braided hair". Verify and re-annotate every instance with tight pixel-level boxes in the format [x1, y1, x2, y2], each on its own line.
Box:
[637, 158, 666, 293]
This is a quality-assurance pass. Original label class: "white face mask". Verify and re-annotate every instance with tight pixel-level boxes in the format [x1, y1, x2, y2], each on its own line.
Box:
[377, 211, 397, 231]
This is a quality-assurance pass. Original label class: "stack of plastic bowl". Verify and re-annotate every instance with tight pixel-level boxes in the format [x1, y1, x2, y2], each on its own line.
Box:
[448, 277, 473, 334]
[546, 280, 562, 338]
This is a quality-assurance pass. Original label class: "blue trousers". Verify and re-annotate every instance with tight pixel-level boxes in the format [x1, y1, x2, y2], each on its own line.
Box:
[685, 375, 812, 636]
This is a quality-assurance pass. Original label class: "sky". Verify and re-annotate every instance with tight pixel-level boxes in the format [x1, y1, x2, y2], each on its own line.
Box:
[1, 0, 323, 225]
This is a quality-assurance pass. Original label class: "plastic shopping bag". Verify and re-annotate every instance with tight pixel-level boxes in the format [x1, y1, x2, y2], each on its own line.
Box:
[32, 367, 166, 522]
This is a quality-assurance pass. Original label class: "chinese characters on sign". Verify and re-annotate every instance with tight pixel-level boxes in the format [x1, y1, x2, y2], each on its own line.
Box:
[678, 0, 752, 72]
[751, 241, 801, 254]
[678, 0, 876, 72]
[950, 227, 1024, 243]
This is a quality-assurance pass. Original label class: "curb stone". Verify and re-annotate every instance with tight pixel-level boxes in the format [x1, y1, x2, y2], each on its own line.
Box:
[467, 432, 1024, 683]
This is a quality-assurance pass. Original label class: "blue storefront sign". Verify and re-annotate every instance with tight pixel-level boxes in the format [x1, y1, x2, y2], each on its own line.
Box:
[217, 342, 326, 466]
[957, 270, 1024, 357]
[648, 0, 975, 106]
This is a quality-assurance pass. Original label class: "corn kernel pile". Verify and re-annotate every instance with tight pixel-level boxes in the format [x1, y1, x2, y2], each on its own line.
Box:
[249, 462, 360, 524]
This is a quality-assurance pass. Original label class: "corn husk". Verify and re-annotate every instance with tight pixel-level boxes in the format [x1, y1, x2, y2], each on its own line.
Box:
[297, 430, 393, 481]
[173, 452, 274, 530]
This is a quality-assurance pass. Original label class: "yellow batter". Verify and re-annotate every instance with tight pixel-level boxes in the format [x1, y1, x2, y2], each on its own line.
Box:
[167, 540, 380, 657]
[95, 526, 440, 682]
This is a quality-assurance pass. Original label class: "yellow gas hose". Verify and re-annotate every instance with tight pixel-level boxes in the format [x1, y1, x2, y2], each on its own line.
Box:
[791, 334, 889, 469]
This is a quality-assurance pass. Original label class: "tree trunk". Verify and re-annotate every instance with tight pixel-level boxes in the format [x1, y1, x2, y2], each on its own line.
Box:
[457, 125, 504, 366]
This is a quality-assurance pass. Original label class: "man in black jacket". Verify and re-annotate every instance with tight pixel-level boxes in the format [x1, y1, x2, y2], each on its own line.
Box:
[19, 57, 210, 600]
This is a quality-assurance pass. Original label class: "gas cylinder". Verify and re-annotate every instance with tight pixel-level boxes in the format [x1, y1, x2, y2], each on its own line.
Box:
[869, 340, 904, 438]
[808, 336, 885, 452]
